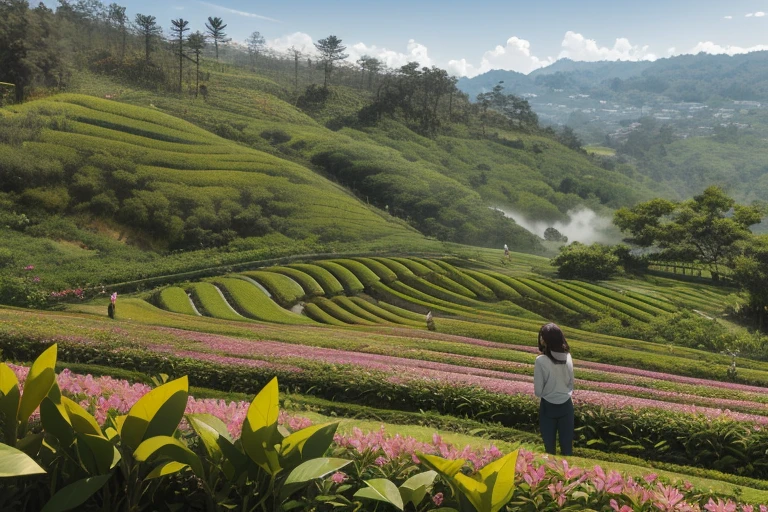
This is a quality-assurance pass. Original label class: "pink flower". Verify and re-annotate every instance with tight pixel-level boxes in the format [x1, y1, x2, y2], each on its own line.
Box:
[330, 472, 347, 484]
[741, 506, 753, 512]
[24, 265, 34, 271]
[611, 499, 634, 512]
[432, 493, 443, 506]
[375, 456, 387, 466]
[705, 498, 737, 512]
[33, 276, 40, 283]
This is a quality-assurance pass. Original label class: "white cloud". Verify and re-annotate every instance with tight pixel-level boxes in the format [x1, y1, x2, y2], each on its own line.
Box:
[447, 36, 553, 77]
[746, 13, 753, 17]
[687, 41, 768, 55]
[197, 1, 280, 22]
[667, 47, 676, 55]
[756, 12, 766, 17]
[346, 39, 434, 69]
[558, 31, 657, 62]
[267, 32, 317, 55]
[724, 15, 733, 19]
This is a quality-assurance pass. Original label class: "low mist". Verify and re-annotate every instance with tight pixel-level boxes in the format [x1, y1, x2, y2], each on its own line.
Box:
[496, 207, 620, 245]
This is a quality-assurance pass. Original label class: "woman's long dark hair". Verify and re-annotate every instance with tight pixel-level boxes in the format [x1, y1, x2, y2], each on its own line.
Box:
[538, 323, 570, 365]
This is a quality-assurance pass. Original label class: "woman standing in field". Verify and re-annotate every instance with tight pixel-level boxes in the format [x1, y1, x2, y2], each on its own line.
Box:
[534, 323, 574, 455]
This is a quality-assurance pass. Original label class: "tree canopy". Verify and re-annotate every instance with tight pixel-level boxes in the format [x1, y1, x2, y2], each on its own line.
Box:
[614, 186, 763, 277]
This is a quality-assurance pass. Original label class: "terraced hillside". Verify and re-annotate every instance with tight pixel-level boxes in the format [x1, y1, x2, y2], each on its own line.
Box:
[152, 256, 680, 331]
[4, 252, 768, 508]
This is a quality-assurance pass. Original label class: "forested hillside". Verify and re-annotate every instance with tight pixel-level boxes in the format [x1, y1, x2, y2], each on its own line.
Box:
[0, 0, 659, 288]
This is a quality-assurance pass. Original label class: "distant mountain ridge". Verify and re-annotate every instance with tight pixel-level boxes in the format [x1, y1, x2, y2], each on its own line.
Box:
[458, 51, 768, 102]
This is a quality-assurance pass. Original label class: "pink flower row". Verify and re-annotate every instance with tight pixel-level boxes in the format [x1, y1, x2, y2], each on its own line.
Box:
[149, 331, 768, 425]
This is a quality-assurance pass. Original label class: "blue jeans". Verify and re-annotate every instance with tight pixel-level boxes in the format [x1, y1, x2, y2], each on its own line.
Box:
[539, 398, 574, 455]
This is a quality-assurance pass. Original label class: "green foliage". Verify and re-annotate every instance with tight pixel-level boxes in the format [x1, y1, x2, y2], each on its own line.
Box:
[213, 277, 314, 324]
[313, 261, 365, 294]
[614, 186, 763, 276]
[267, 267, 324, 297]
[240, 270, 305, 307]
[1, 347, 352, 510]
[188, 282, 244, 321]
[552, 242, 621, 281]
[286, 263, 345, 296]
[157, 287, 198, 316]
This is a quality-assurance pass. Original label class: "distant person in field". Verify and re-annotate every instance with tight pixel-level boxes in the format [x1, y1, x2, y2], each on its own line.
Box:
[504, 244, 510, 260]
[426, 310, 436, 331]
[534, 323, 574, 456]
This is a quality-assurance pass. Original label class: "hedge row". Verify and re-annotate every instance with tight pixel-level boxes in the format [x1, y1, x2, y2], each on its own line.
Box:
[311, 297, 376, 325]
[267, 266, 324, 297]
[157, 287, 199, 316]
[331, 296, 389, 324]
[239, 271, 305, 307]
[286, 263, 345, 296]
[430, 260, 496, 300]
[352, 257, 398, 283]
[302, 302, 347, 326]
[566, 280, 676, 315]
[188, 282, 244, 321]
[213, 277, 314, 325]
[331, 259, 381, 287]
[313, 261, 365, 294]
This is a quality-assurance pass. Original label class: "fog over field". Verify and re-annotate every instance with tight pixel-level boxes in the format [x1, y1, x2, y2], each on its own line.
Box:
[498, 207, 618, 244]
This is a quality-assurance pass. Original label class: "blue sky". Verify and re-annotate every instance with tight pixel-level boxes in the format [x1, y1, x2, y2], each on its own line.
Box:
[112, 0, 768, 76]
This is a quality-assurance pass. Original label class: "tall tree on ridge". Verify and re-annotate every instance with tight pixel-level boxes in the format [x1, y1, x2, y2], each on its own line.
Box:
[0, 0, 30, 102]
[170, 18, 189, 92]
[187, 31, 205, 97]
[246, 31, 265, 70]
[134, 14, 161, 64]
[107, 3, 128, 63]
[314, 35, 348, 88]
[288, 45, 302, 91]
[205, 16, 229, 61]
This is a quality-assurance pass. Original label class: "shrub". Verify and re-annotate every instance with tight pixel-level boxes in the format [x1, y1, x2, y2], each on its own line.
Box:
[552, 242, 620, 280]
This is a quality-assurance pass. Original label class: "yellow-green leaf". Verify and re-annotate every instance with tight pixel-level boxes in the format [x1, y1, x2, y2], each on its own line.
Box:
[121, 376, 188, 451]
[62, 397, 102, 437]
[76, 433, 118, 475]
[241, 377, 281, 473]
[40, 384, 73, 448]
[134, 435, 203, 478]
[0, 442, 46, 477]
[186, 414, 229, 460]
[416, 453, 466, 478]
[145, 461, 188, 480]
[354, 479, 404, 511]
[280, 422, 338, 468]
[454, 450, 519, 512]
[399, 471, 437, 507]
[0, 364, 20, 445]
[18, 344, 57, 424]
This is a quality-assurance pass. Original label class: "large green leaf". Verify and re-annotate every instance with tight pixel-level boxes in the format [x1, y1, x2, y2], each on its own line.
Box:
[280, 457, 351, 500]
[240, 377, 282, 474]
[134, 435, 204, 478]
[0, 442, 46, 477]
[16, 432, 44, 459]
[416, 453, 466, 479]
[0, 363, 20, 445]
[399, 471, 437, 507]
[40, 474, 111, 512]
[18, 344, 57, 425]
[280, 422, 338, 469]
[77, 433, 118, 475]
[121, 376, 188, 451]
[453, 450, 519, 512]
[354, 479, 404, 511]
[40, 384, 74, 448]
[186, 413, 230, 460]
[62, 397, 102, 437]
[145, 461, 189, 480]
